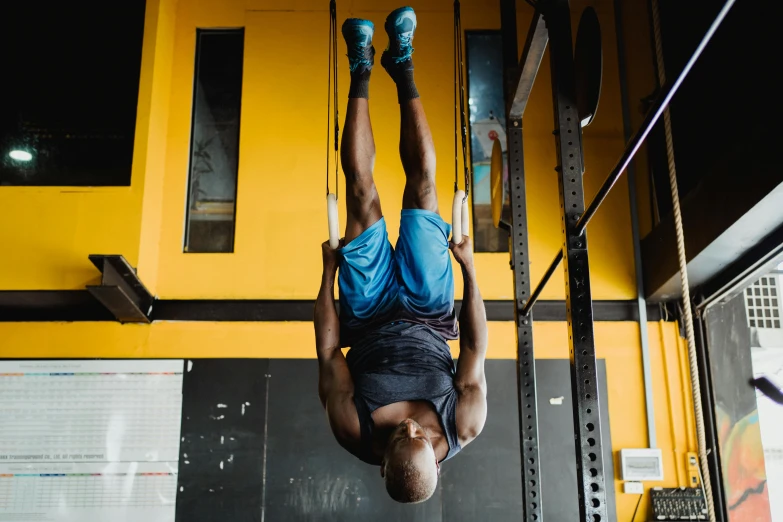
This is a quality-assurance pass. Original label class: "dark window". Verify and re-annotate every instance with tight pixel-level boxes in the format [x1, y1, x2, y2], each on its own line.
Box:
[0, 1, 146, 186]
[465, 31, 510, 253]
[184, 29, 244, 253]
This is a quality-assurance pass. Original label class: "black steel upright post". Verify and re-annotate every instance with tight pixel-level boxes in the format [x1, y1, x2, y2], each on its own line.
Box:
[694, 312, 728, 520]
[501, 2, 543, 520]
[544, 0, 608, 520]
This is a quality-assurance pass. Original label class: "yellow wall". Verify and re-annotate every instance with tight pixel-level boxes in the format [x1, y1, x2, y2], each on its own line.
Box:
[0, 0, 636, 300]
[0, 0, 691, 519]
[150, 0, 635, 299]
[615, 0, 658, 238]
[0, 0, 177, 291]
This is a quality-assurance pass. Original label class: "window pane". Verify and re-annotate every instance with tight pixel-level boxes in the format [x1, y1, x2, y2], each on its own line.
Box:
[465, 31, 510, 253]
[0, 2, 145, 186]
[705, 272, 779, 521]
[184, 29, 244, 253]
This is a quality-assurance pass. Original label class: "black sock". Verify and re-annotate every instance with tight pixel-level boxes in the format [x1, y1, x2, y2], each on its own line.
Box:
[394, 67, 419, 103]
[349, 68, 371, 99]
[384, 58, 419, 103]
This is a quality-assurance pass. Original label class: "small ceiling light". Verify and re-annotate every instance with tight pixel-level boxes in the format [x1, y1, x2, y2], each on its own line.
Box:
[9, 150, 33, 162]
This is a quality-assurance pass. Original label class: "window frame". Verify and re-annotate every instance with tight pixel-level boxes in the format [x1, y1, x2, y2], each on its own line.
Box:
[464, 29, 510, 253]
[183, 28, 245, 254]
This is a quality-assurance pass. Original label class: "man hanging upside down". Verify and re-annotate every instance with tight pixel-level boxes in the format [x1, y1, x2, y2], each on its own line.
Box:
[314, 7, 488, 504]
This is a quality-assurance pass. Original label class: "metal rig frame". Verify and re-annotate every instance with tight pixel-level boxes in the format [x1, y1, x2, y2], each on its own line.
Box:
[500, 1, 607, 519]
[498, 0, 736, 519]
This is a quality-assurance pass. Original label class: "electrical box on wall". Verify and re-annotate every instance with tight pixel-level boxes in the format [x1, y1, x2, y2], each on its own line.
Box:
[687, 451, 700, 487]
[623, 481, 644, 494]
[620, 448, 664, 481]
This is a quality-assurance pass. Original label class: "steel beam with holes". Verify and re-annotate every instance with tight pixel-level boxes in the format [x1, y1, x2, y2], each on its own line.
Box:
[500, 1, 543, 520]
[546, 0, 608, 520]
[508, 120, 543, 521]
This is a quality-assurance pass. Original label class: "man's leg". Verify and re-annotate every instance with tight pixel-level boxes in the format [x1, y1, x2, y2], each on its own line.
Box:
[398, 99, 438, 212]
[382, 8, 456, 337]
[337, 19, 399, 342]
[381, 7, 438, 213]
[342, 98, 381, 244]
[341, 19, 382, 244]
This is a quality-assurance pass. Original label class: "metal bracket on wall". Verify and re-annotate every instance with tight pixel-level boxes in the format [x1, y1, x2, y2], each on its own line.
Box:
[86, 255, 153, 323]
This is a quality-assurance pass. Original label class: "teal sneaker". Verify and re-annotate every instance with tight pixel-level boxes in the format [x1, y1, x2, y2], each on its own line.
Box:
[382, 6, 417, 66]
[341, 18, 375, 73]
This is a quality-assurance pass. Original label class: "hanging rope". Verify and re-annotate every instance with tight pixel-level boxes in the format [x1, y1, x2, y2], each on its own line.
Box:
[650, 0, 716, 519]
[453, 0, 470, 202]
[326, 0, 339, 199]
[453, 2, 458, 195]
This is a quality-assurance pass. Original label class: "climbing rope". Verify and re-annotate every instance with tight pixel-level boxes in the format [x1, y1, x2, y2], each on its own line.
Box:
[650, 0, 720, 519]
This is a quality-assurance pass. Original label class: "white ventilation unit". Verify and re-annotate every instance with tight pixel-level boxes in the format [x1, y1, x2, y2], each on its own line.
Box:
[744, 276, 781, 329]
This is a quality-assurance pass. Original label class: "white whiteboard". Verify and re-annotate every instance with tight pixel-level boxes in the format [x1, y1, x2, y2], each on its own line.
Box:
[0, 359, 184, 522]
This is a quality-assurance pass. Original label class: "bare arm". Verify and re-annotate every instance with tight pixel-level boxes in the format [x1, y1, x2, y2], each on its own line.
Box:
[450, 236, 488, 446]
[314, 241, 360, 448]
[315, 266, 344, 405]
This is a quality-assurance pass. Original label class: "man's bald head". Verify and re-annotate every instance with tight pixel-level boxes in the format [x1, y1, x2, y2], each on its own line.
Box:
[381, 419, 440, 503]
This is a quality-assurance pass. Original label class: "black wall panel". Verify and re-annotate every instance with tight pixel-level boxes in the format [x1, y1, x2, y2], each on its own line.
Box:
[177, 359, 269, 522]
[172, 358, 615, 521]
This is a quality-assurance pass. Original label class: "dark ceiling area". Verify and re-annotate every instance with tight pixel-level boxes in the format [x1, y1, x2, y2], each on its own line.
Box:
[651, 0, 776, 219]
[641, 0, 782, 301]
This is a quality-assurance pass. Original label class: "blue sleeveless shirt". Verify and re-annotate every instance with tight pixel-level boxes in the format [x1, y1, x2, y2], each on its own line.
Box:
[345, 321, 462, 465]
